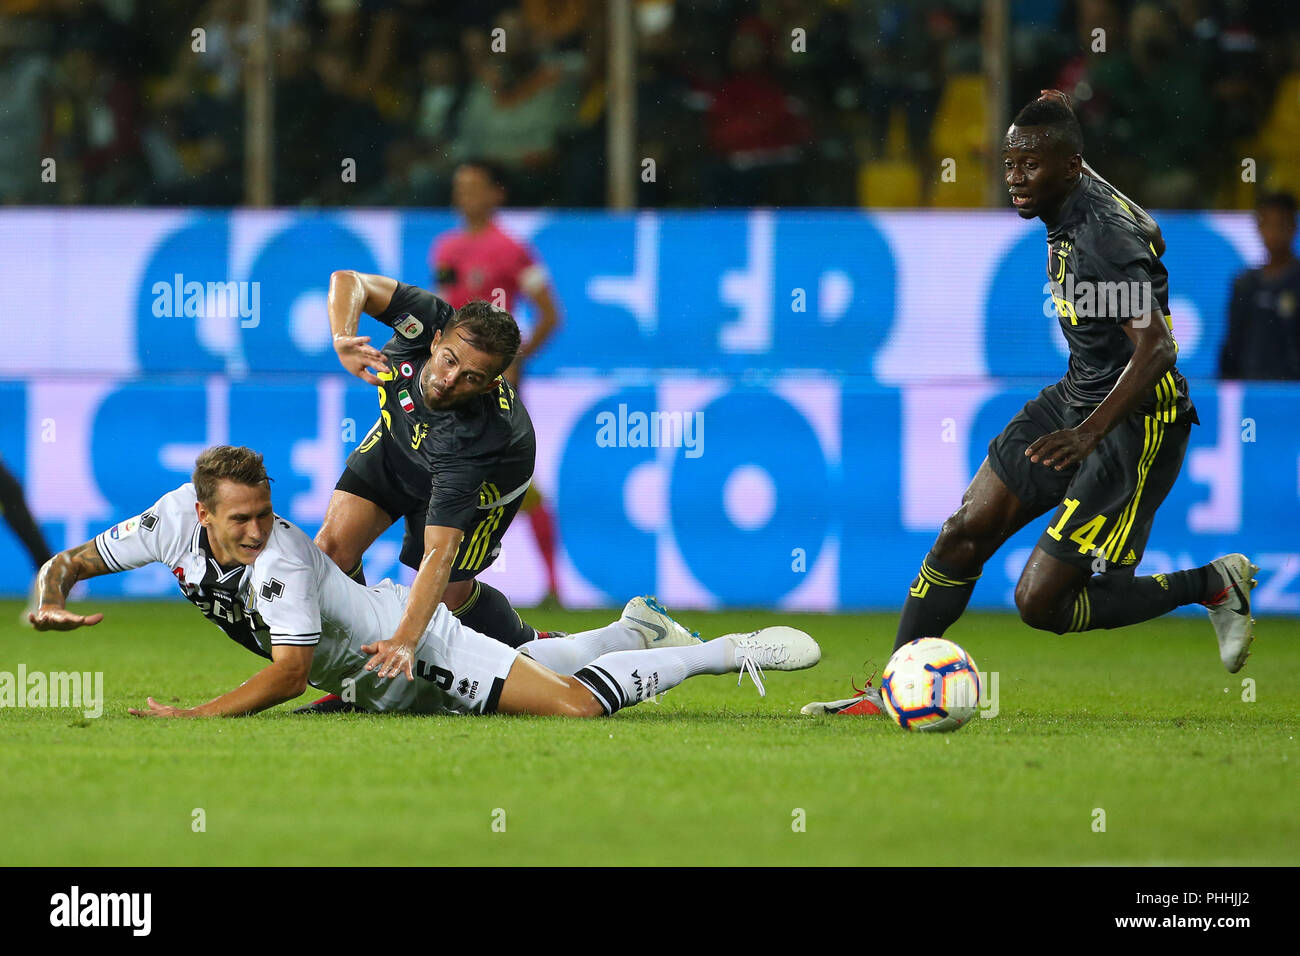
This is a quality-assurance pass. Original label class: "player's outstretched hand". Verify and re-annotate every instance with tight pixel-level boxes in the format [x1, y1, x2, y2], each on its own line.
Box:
[129, 696, 194, 718]
[333, 334, 390, 386]
[29, 606, 104, 631]
[361, 638, 416, 681]
[1025, 427, 1100, 470]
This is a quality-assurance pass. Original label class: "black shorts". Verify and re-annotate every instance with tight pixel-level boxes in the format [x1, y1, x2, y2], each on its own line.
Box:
[986, 383, 1190, 574]
[337, 443, 523, 581]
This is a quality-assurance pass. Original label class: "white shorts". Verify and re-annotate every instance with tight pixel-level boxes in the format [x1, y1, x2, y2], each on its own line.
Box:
[328, 582, 521, 715]
[393, 584, 521, 716]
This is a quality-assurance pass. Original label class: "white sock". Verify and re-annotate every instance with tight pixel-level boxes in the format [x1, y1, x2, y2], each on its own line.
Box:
[519, 622, 643, 675]
[573, 640, 734, 714]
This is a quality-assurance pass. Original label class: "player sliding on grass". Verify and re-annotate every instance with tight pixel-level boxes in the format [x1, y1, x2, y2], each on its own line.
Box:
[805, 91, 1257, 717]
[29, 446, 819, 718]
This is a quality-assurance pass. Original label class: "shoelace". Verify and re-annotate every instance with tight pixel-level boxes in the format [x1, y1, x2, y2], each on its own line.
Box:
[734, 637, 791, 697]
[736, 652, 767, 697]
[849, 667, 879, 698]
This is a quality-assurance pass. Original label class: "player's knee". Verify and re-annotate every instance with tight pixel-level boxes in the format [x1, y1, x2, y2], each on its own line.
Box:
[443, 578, 475, 612]
[934, 511, 991, 570]
[313, 527, 339, 556]
[933, 512, 967, 554]
[560, 679, 604, 718]
[313, 529, 357, 569]
[1014, 581, 1070, 634]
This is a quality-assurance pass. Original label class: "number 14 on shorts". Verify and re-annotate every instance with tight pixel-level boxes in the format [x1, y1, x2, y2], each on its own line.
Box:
[1045, 497, 1108, 555]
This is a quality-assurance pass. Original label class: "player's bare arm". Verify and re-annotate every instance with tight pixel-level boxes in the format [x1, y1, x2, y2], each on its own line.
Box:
[362, 523, 464, 680]
[1026, 309, 1176, 470]
[327, 270, 399, 385]
[29, 539, 110, 630]
[130, 643, 316, 718]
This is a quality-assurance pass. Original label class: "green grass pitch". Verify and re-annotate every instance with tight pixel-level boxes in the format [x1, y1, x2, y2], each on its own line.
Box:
[1, 599, 1296, 866]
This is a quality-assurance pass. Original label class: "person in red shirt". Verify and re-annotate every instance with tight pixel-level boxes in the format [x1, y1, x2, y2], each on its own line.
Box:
[702, 16, 812, 205]
[430, 160, 564, 603]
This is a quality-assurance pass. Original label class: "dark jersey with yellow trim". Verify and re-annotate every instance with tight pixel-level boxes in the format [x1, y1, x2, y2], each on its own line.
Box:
[1043, 174, 1197, 424]
[361, 282, 535, 534]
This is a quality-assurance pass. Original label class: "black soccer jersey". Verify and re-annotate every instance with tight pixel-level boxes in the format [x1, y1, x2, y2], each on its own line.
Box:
[361, 282, 536, 534]
[1043, 174, 1197, 424]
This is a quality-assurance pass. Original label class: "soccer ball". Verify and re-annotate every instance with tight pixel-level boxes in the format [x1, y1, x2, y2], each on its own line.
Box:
[881, 637, 981, 732]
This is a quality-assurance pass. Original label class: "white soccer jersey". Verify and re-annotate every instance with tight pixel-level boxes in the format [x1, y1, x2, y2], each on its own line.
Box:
[93, 484, 517, 713]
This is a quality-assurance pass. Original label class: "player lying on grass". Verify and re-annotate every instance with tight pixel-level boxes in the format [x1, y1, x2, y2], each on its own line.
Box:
[28, 445, 819, 717]
[805, 91, 1257, 717]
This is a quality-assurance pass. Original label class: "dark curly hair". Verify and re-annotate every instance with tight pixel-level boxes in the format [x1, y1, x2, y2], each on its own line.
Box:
[444, 300, 521, 375]
[1011, 96, 1084, 157]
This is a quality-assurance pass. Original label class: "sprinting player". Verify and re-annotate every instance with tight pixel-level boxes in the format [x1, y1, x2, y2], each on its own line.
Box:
[805, 92, 1256, 717]
[28, 446, 819, 718]
[431, 160, 563, 602]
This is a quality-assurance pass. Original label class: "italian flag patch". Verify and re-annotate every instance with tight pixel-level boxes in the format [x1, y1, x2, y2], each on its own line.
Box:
[398, 389, 415, 412]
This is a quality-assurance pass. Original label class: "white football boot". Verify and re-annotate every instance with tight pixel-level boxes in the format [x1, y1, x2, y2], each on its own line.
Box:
[620, 596, 702, 649]
[720, 626, 822, 697]
[1203, 553, 1258, 673]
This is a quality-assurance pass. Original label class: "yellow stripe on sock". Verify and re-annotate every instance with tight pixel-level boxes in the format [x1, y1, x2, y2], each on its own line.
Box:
[450, 579, 482, 617]
[920, 559, 980, 588]
[1067, 589, 1091, 633]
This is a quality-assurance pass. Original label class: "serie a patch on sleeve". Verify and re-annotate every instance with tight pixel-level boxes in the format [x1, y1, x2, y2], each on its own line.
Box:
[396, 314, 424, 338]
[108, 510, 156, 540]
[108, 516, 141, 540]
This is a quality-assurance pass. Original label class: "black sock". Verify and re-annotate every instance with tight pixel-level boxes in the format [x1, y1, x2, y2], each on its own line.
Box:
[1065, 566, 1214, 632]
[894, 554, 981, 651]
[346, 560, 366, 585]
[0, 462, 51, 568]
[451, 580, 537, 648]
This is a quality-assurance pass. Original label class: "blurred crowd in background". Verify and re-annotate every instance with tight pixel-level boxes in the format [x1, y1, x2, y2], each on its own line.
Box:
[1, 0, 1299, 209]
